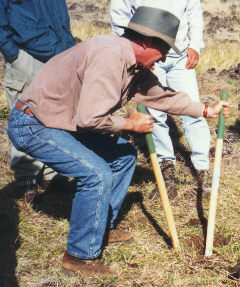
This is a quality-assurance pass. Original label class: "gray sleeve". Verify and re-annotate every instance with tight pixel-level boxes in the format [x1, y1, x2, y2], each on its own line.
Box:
[187, 0, 204, 53]
[111, 0, 135, 36]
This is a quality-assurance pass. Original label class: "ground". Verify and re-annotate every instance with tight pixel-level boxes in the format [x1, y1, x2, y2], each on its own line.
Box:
[0, 0, 240, 286]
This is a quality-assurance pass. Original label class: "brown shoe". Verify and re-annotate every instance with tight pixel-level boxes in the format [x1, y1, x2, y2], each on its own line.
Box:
[149, 160, 177, 200]
[196, 170, 211, 193]
[62, 251, 112, 277]
[108, 229, 133, 244]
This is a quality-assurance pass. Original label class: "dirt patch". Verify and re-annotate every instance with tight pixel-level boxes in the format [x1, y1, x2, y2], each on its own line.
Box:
[218, 63, 240, 80]
[67, 0, 110, 23]
[183, 232, 231, 255]
[184, 234, 205, 255]
[214, 233, 231, 247]
[207, 63, 240, 81]
[228, 264, 240, 280]
[205, 15, 240, 35]
[224, 131, 240, 144]
[186, 218, 201, 227]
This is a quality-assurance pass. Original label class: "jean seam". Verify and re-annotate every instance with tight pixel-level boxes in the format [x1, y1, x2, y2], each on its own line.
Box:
[26, 125, 104, 258]
[13, 115, 28, 149]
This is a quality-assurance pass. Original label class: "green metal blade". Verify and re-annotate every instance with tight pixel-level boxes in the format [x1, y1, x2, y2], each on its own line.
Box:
[137, 104, 156, 154]
[217, 91, 229, 139]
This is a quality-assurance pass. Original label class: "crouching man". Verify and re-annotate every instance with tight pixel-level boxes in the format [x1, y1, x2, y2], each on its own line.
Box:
[7, 6, 229, 277]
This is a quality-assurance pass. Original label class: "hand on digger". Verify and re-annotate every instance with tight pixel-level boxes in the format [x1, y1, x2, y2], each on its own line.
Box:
[123, 109, 154, 133]
[207, 100, 230, 118]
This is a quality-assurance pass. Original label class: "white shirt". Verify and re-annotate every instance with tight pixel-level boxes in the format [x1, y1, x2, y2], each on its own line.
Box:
[111, 0, 204, 57]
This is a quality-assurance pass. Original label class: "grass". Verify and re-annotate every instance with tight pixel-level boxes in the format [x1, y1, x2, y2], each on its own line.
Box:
[202, 0, 240, 16]
[0, 1, 240, 286]
[0, 90, 10, 120]
[196, 41, 240, 74]
[71, 20, 111, 41]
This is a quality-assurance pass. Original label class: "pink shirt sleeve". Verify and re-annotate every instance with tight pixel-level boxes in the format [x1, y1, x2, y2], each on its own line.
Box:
[132, 70, 204, 118]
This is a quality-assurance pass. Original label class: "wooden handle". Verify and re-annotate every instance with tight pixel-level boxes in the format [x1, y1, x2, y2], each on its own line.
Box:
[137, 104, 181, 250]
[205, 91, 229, 256]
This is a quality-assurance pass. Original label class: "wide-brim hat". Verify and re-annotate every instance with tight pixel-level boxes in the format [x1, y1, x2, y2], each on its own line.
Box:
[117, 6, 182, 56]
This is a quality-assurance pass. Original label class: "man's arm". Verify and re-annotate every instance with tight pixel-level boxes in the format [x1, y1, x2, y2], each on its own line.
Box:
[0, 0, 19, 62]
[123, 99, 230, 134]
[111, 0, 135, 36]
[131, 70, 204, 118]
[131, 70, 230, 119]
[185, 0, 204, 69]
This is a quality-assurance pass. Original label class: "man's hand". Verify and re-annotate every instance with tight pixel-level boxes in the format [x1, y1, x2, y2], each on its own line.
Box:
[185, 47, 199, 69]
[123, 109, 154, 133]
[207, 100, 230, 118]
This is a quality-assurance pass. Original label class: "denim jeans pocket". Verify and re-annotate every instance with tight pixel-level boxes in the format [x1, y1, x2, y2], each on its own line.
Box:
[8, 110, 39, 150]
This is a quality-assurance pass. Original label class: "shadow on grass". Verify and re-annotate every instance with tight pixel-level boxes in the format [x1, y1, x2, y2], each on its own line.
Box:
[139, 200, 172, 248]
[32, 176, 76, 220]
[229, 118, 240, 136]
[115, 191, 172, 248]
[0, 182, 20, 287]
[196, 187, 207, 243]
[166, 115, 191, 164]
[131, 165, 155, 185]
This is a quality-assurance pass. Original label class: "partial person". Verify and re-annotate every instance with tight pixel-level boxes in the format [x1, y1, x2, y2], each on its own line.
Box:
[7, 7, 229, 277]
[0, 0, 76, 202]
[111, 0, 210, 198]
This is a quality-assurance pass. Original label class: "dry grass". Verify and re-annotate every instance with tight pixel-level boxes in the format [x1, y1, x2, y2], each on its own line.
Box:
[202, 0, 240, 16]
[197, 41, 240, 74]
[0, 3, 240, 286]
[71, 20, 111, 41]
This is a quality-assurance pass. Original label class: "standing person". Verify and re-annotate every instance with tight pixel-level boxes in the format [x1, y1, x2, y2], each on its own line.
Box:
[7, 6, 229, 276]
[111, 0, 211, 198]
[0, 0, 76, 202]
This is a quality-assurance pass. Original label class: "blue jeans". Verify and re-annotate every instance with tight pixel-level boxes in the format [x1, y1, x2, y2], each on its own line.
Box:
[7, 105, 137, 259]
[148, 54, 210, 170]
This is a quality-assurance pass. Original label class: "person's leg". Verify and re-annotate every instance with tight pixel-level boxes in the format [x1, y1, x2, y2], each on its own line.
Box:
[8, 108, 136, 258]
[96, 136, 137, 228]
[73, 133, 137, 242]
[147, 60, 176, 164]
[166, 55, 210, 171]
[146, 60, 178, 199]
[4, 50, 56, 191]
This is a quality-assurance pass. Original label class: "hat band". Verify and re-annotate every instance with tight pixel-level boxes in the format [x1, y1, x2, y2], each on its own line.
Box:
[128, 22, 181, 55]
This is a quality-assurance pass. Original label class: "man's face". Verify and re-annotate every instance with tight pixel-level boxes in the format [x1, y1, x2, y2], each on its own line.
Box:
[137, 38, 170, 71]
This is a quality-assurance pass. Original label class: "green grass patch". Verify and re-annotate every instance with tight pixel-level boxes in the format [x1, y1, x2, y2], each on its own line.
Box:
[228, 79, 240, 87]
